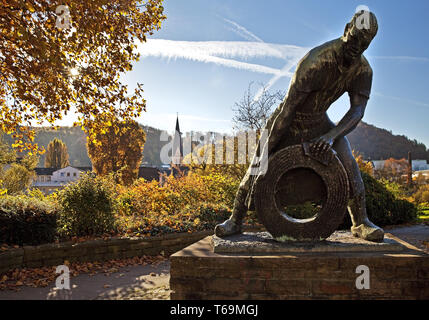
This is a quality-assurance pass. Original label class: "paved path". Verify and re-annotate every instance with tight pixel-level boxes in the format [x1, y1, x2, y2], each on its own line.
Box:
[0, 260, 170, 300]
[385, 223, 429, 253]
[0, 224, 428, 300]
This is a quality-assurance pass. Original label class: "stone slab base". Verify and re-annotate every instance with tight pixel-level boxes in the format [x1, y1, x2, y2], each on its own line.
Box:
[212, 231, 404, 254]
[170, 234, 429, 300]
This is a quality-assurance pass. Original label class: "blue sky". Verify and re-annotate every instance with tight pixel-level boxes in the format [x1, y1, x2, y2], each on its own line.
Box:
[120, 1, 429, 146]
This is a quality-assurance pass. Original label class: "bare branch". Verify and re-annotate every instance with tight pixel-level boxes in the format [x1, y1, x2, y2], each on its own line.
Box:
[232, 82, 284, 131]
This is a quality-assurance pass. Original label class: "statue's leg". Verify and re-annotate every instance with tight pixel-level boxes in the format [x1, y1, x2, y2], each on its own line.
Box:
[214, 167, 253, 237]
[333, 137, 384, 242]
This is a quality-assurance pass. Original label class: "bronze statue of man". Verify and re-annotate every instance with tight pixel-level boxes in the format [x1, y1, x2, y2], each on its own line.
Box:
[215, 11, 384, 242]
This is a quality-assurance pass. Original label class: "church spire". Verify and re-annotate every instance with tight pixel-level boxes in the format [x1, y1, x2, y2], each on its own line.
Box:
[172, 113, 183, 165]
[175, 112, 181, 134]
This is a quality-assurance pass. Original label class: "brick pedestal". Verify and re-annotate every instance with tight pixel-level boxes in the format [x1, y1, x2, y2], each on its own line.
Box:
[170, 235, 429, 300]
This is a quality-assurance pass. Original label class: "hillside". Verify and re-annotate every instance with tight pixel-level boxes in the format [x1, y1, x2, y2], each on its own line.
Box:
[3, 125, 166, 167]
[347, 122, 429, 161]
[3, 121, 429, 167]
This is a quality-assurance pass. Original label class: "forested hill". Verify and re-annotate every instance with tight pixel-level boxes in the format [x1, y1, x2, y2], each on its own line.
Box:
[347, 122, 429, 161]
[3, 125, 165, 167]
[4, 121, 429, 166]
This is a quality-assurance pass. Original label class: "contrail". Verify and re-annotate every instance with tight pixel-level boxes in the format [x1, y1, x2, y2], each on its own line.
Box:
[223, 18, 264, 43]
[136, 39, 307, 76]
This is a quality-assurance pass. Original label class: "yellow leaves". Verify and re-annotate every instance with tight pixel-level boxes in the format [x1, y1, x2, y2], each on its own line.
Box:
[26, 3, 36, 13]
[2, 0, 164, 153]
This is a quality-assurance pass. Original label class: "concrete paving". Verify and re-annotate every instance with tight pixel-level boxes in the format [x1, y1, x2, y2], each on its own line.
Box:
[0, 260, 170, 300]
[385, 223, 429, 253]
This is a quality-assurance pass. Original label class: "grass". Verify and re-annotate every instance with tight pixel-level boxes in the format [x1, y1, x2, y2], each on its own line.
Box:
[418, 208, 429, 221]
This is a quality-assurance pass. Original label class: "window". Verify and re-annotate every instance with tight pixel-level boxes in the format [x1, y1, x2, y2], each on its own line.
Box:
[67, 172, 70, 177]
[73, 173, 77, 177]
[60, 173, 64, 177]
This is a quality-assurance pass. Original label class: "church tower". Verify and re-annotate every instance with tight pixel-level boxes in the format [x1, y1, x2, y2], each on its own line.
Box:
[171, 114, 183, 165]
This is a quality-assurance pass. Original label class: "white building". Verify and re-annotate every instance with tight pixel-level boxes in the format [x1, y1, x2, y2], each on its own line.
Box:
[51, 166, 84, 183]
[412, 160, 429, 171]
[371, 159, 428, 171]
[413, 170, 429, 179]
[32, 166, 92, 194]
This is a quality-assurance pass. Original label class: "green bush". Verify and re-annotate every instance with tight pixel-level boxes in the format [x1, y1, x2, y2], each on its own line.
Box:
[196, 203, 231, 229]
[414, 185, 429, 204]
[339, 172, 418, 229]
[0, 195, 58, 245]
[57, 173, 118, 238]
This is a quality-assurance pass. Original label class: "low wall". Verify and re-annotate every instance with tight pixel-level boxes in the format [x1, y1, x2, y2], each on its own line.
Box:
[170, 236, 429, 300]
[0, 231, 212, 274]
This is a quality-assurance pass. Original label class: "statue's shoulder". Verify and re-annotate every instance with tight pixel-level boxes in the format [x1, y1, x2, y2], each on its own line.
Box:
[359, 55, 373, 76]
[296, 39, 339, 73]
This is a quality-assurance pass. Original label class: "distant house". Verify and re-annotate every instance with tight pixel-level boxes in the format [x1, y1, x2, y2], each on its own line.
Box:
[138, 166, 161, 181]
[371, 159, 428, 171]
[32, 166, 92, 194]
[413, 170, 429, 180]
[412, 160, 429, 171]
[137, 165, 189, 184]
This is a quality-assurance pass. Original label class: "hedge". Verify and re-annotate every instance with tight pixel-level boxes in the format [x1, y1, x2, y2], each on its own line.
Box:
[0, 195, 58, 246]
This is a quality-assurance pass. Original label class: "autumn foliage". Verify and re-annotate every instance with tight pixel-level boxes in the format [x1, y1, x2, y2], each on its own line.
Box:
[44, 138, 70, 168]
[0, 0, 166, 153]
[86, 118, 146, 185]
[116, 170, 236, 236]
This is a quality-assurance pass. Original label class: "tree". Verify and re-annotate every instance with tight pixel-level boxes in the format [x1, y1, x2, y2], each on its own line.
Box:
[377, 158, 409, 182]
[0, 1, 166, 153]
[353, 150, 374, 176]
[0, 133, 16, 166]
[0, 133, 16, 195]
[232, 82, 284, 131]
[86, 118, 146, 185]
[44, 138, 70, 168]
[1, 153, 38, 195]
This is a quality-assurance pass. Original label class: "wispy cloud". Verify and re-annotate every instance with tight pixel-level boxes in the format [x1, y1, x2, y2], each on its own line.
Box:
[220, 17, 306, 99]
[136, 39, 307, 76]
[369, 56, 429, 63]
[223, 18, 264, 43]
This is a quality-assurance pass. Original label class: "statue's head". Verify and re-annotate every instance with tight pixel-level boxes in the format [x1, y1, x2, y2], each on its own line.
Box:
[342, 10, 378, 62]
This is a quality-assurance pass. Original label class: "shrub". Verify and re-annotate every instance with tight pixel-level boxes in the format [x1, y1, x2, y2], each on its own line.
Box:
[339, 171, 418, 229]
[0, 195, 58, 245]
[57, 173, 117, 238]
[413, 185, 429, 204]
[115, 170, 238, 236]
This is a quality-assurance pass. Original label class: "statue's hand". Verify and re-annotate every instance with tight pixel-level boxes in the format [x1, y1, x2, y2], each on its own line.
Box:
[310, 134, 334, 156]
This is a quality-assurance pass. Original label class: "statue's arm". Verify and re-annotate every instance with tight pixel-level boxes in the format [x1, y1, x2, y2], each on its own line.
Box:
[311, 93, 368, 154]
[332, 93, 368, 139]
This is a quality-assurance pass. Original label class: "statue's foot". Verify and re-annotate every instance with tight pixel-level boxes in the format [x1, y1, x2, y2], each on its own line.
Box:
[351, 220, 384, 242]
[215, 219, 242, 238]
